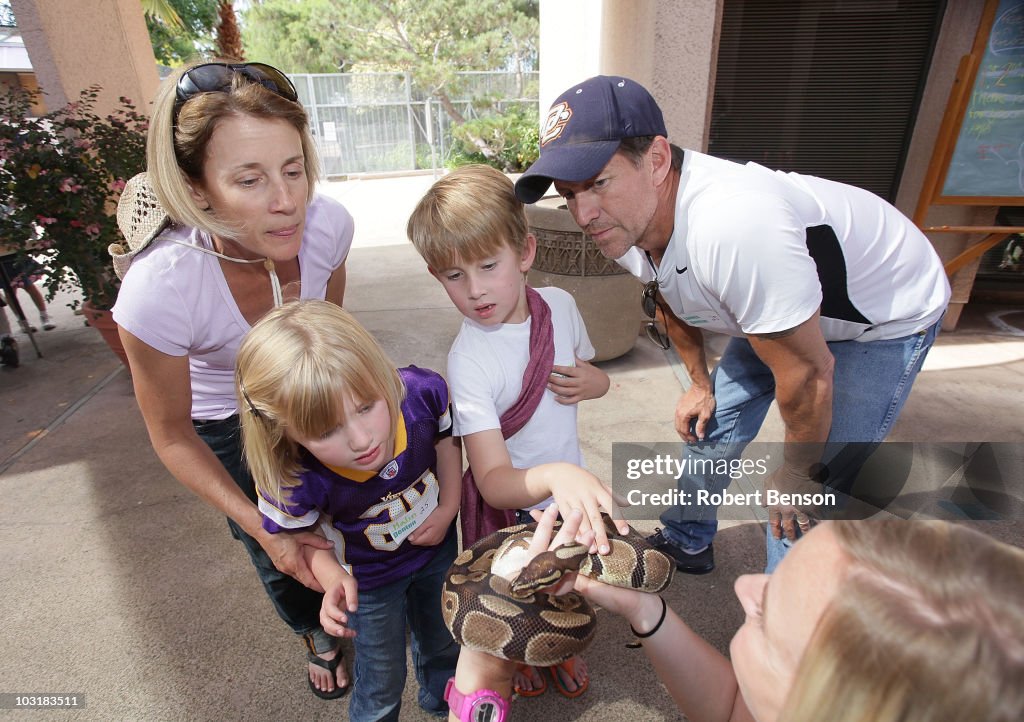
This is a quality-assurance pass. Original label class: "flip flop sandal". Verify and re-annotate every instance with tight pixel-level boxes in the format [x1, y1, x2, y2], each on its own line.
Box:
[513, 664, 547, 697]
[547, 658, 589, 699]
[307, 647, 351, 700]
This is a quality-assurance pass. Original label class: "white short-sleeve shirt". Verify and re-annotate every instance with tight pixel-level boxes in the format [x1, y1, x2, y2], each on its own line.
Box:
[447, 286, 595, 473]
[617, 151, 949, 342]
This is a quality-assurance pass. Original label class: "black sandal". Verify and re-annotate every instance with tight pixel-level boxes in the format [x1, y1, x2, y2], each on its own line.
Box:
[307, 647, 351, 700]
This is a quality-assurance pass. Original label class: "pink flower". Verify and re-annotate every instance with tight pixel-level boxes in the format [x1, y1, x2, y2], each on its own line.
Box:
[69, 219, 83, 228]
[36, 215, 57, 226]
[59, 177, 83, 193]
[109, 178, 126, 193]
[85, 223, 101, 236]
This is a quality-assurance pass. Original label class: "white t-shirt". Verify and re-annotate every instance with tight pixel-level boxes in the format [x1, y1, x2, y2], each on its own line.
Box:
[113, 195, 353, 420]
[447, 286, 595, 476]
[617, 151, 950, 341]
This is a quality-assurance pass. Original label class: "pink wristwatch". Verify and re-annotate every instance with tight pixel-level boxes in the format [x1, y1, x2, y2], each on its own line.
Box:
[444, 677, 509, 722]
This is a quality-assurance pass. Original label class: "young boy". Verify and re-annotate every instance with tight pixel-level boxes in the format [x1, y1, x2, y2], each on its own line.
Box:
[407, 164, 620, 699]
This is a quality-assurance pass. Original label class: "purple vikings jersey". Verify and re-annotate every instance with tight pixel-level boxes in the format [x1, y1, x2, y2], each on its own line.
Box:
[259, 366, 453, 590]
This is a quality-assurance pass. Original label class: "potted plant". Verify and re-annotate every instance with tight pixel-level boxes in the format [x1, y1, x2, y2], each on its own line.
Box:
[0, 85, 148, 365]
[525, 197, 642, 362]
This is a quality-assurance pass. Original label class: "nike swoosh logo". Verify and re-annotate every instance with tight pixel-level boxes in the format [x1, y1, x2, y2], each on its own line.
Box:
[676, 266, 688, 274]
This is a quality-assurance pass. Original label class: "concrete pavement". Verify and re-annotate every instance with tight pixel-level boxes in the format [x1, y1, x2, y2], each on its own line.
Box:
[1, 173, 1022, 721]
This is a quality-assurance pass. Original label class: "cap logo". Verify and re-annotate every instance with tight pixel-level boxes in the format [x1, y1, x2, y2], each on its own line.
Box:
[540, 102, 572, 147]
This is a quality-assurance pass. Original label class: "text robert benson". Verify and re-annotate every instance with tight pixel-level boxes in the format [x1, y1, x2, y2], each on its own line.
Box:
[626, 488, 837, 508]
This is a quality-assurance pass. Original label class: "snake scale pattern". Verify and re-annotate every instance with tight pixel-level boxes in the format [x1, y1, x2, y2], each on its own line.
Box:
[441, 516, 674, 666]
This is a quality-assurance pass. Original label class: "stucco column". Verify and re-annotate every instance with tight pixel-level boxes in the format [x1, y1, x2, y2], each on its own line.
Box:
[538, 0, 604, 111]
[10, 0, 159, 116]
[649, 1, 721, 152]
[598, 1, 656, 83]
[538, 0, 720, 151]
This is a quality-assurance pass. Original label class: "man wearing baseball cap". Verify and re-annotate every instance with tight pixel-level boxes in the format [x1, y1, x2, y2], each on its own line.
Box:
[515, 76, 950, 572]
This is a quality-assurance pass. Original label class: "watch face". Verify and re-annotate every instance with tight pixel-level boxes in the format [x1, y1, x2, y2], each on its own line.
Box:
[471, 698, 502, 722]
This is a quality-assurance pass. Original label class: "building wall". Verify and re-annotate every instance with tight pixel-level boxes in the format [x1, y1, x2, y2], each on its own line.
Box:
[10, 0, 158, 117]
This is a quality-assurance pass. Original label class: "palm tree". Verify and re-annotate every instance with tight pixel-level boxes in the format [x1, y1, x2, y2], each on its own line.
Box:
[216, 1, 244, 61]
[140, 0, 183, 30]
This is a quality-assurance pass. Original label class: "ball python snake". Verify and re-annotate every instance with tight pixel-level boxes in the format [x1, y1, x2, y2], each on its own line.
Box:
[441, 516, 674, 666]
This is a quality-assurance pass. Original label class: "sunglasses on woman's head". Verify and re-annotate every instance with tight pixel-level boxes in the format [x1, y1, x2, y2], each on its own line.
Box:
[173, 62, 299, 121]
[642, 280, 671, 350]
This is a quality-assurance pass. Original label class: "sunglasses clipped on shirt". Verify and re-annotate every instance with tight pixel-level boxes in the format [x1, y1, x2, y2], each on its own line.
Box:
[173, 62, 299, 122]
[642, 279, 671, 350]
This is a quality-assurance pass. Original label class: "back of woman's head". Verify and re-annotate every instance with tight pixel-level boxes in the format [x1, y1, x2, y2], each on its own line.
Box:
[784, 520, 1024, 722]
[147, 60, 320, 239]
[236, 300, 404, 505]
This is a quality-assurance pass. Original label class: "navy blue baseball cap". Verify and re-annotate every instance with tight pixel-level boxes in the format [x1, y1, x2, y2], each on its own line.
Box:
[514, 76, 667, 204]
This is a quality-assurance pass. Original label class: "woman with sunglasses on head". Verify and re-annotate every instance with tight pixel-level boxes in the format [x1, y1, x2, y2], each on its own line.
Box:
[112, 61, 353, 700]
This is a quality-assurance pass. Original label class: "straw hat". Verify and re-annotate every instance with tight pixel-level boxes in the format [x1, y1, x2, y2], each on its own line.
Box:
[109, 172, 172, 279]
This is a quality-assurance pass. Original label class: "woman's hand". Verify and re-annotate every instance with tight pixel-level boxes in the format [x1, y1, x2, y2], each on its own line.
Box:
[256, 528, 334, 592]
[527, 505, 649, 623]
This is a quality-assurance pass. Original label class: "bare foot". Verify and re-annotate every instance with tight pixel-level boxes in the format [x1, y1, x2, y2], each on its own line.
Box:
[309, 647, 349, 695]
[552, 655, 588, 693]
[513, 664, 545, 695]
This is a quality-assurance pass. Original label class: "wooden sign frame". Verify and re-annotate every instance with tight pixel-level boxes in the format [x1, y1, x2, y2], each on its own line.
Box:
[914, 0, 1024, 277]
[931, 0, 1023, 206]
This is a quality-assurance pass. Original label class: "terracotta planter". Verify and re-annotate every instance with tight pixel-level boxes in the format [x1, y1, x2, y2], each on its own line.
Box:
[526, 197, 642, 362]
[81, 300, 131, 371]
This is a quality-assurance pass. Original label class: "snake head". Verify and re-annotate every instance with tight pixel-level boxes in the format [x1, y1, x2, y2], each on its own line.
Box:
[508, 543, 589, 598]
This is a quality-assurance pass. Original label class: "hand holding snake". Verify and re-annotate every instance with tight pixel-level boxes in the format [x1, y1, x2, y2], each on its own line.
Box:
[540, 507, 667, 626]
[442, 505, 674, 667]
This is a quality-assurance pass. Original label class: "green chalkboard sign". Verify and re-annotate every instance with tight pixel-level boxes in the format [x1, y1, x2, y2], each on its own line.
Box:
[938, 0, 1024, 204]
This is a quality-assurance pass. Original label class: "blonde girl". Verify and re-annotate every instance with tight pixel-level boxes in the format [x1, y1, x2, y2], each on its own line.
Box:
[236, 300, 461, 722]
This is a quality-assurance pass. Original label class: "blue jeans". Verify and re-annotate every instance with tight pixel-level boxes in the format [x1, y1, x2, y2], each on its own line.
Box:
[193, 416, 325, 641]
[659, 319, 943, 569]
[347, 526, 460, 722]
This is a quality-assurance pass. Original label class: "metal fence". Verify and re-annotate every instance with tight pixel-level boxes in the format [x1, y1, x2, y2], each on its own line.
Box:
[291, 70, 539, 176]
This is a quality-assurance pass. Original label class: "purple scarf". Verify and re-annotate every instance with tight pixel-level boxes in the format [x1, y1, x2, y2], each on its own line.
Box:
[459, 287, 555, 547]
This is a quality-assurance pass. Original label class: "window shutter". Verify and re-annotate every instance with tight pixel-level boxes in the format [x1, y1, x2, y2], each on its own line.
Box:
[709, 0, 943, 202]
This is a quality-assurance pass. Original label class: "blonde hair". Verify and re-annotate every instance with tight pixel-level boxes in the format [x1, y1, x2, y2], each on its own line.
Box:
[407, 164, 529, 270]
[236, 300, 405, 507]
[783, 520, 1024, 722]
[146, 60, 321, 240]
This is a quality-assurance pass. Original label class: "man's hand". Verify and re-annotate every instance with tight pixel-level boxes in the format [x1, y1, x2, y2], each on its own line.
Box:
[674, 384, 716, 443]
[765, 463, 824, 541]
[549, 357, 610, 405]
[257, 529, 334, 592]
